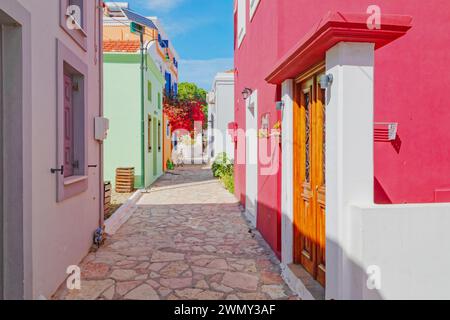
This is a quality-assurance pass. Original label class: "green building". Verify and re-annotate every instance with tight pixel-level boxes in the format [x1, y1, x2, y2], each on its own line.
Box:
[104, 50, 164, 189]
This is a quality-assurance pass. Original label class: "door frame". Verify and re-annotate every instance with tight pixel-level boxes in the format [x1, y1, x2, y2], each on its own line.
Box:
[0, 1, 32, 299]
[245, 90, 258, 227]
[293, 62, 326, 287]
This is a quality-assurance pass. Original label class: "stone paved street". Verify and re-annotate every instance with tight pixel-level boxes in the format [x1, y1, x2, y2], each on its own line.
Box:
[54, 166, 295, 300]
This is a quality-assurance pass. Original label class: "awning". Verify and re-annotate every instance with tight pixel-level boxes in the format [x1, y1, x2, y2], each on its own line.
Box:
[266, 11, 412, 85]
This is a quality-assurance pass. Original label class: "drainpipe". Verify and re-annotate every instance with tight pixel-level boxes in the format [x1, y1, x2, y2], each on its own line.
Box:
[139, 31, 145, 189]
[97, 0, 104, 227]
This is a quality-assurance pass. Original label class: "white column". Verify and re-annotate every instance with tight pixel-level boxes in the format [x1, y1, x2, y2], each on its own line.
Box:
[325, 42, 375, 300]
[281, 79, 294, 265]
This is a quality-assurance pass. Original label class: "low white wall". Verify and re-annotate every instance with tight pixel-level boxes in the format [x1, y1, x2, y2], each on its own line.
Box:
[348, 203, 450, 300]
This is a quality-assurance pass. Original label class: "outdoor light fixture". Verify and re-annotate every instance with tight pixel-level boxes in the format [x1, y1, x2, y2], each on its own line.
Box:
[276, 101, 284, 111]
[320, 74, 333, 89]
[242, 87, 253, 100]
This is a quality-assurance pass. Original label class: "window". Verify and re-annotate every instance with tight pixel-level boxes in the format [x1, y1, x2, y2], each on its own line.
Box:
[158, 121, 162, 152]
[237, 0, 247, 48]
[57, 40, 88, 202]
[249, 0, 261, 20]
[148, 115, 152, 153]
[60, 0, 87, 51]
[148, 81, 152, 102]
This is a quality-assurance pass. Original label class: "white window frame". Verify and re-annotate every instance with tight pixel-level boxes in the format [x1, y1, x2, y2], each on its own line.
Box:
[237, 0, 247, 48]
[249, 0, 261, 21]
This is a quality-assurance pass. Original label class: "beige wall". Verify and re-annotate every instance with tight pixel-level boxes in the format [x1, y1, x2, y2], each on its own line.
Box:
[103, 25, 157, 42]
[15, 0, 102, 298]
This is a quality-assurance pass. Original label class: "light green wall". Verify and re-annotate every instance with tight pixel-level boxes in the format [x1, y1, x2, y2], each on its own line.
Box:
[103, 53, 164, 189]
[144, 54, 164, 186]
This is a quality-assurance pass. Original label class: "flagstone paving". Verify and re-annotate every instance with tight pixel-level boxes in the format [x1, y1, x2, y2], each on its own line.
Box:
[53, 166, 296, 300]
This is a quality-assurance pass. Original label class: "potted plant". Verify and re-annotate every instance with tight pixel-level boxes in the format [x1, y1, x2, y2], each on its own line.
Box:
[271, 121, 282, 144]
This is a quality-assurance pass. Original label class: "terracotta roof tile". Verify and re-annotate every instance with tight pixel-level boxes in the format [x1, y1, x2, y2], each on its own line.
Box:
[103, 40, 141, 53]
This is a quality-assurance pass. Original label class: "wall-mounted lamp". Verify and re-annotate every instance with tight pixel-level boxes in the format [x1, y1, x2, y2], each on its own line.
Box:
[320, 74, 334, 89]
[276, 101, 284, 111]
[241, 87, 253, 100]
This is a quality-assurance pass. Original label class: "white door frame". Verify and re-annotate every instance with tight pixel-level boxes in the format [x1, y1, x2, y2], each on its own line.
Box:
[245, 90, 258, 227]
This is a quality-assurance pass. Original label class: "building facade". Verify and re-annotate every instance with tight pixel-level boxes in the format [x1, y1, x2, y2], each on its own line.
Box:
[208, 71, 235, 161]
[0, 0, 105, 299]
[103, 46, 164, 189]
[103, 2, 180, 97]
[234, 0, 450, 299]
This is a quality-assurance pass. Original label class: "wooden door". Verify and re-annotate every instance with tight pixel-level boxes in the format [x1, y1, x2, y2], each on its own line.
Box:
[64, 74, 74, 177]
[293, 69, 326, 287]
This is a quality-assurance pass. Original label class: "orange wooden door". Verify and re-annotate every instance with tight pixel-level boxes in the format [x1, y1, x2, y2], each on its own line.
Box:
[293, 69, 326, 287]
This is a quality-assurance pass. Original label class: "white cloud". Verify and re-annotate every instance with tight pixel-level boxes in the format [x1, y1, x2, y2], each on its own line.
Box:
[179, 58, 234, 90]
[139, 0, 185, 11]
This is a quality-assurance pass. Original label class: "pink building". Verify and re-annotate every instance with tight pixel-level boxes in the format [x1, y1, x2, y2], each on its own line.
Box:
[0, 0, 106, 299]
[234, 0, 450, 299]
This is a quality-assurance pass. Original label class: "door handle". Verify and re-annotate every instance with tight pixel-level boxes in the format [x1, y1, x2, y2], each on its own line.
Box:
[51, 165, 64, 175]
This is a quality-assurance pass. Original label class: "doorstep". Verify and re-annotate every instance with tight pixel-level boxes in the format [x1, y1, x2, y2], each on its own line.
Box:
[281, 263, 325, 300]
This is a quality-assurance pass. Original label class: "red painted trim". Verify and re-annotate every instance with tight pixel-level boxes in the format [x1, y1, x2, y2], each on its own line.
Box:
[266, 12, 412, 84]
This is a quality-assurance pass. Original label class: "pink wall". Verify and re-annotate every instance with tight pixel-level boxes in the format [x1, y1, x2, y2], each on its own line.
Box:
[235, 0, 450, 253]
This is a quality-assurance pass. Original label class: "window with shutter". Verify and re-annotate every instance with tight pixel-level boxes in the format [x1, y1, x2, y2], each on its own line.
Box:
[57, 41, 88, 202]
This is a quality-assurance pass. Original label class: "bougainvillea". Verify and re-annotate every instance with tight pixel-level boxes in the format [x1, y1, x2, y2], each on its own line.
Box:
[163, 96, 205, 134]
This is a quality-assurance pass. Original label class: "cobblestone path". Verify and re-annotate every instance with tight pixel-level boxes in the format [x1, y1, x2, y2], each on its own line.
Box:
[54, 166, 295, 300]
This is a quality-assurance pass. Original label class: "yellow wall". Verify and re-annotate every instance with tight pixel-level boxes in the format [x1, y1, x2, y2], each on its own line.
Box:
[103, 25, 157, 42]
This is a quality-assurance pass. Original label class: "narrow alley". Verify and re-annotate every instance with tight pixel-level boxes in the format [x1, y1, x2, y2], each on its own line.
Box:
[54, 166, 294, 300]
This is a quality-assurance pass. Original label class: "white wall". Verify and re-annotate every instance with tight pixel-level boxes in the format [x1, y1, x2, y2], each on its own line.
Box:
[16, 0, 102, 299]
[325, 42, 375, 300]
[281, 79, 294, 266]
[351, 203, 450, 300]
[208, 72, 235, 161]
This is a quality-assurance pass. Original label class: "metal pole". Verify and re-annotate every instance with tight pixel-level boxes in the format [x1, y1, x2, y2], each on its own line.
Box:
[140, 31, 145, 188]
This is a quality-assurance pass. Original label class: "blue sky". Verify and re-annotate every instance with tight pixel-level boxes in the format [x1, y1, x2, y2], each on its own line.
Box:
[109, 0, 234, 90]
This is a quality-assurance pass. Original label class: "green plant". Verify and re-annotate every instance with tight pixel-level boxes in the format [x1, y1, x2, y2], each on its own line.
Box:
[221, 171, 235, 194]
[167, 159, 175, 170]
[211, 153, 234, 194]
[212, 153, 231, 177]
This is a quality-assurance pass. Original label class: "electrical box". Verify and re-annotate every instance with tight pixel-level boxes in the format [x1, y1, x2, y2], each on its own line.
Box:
[95, 117, 109, 141]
